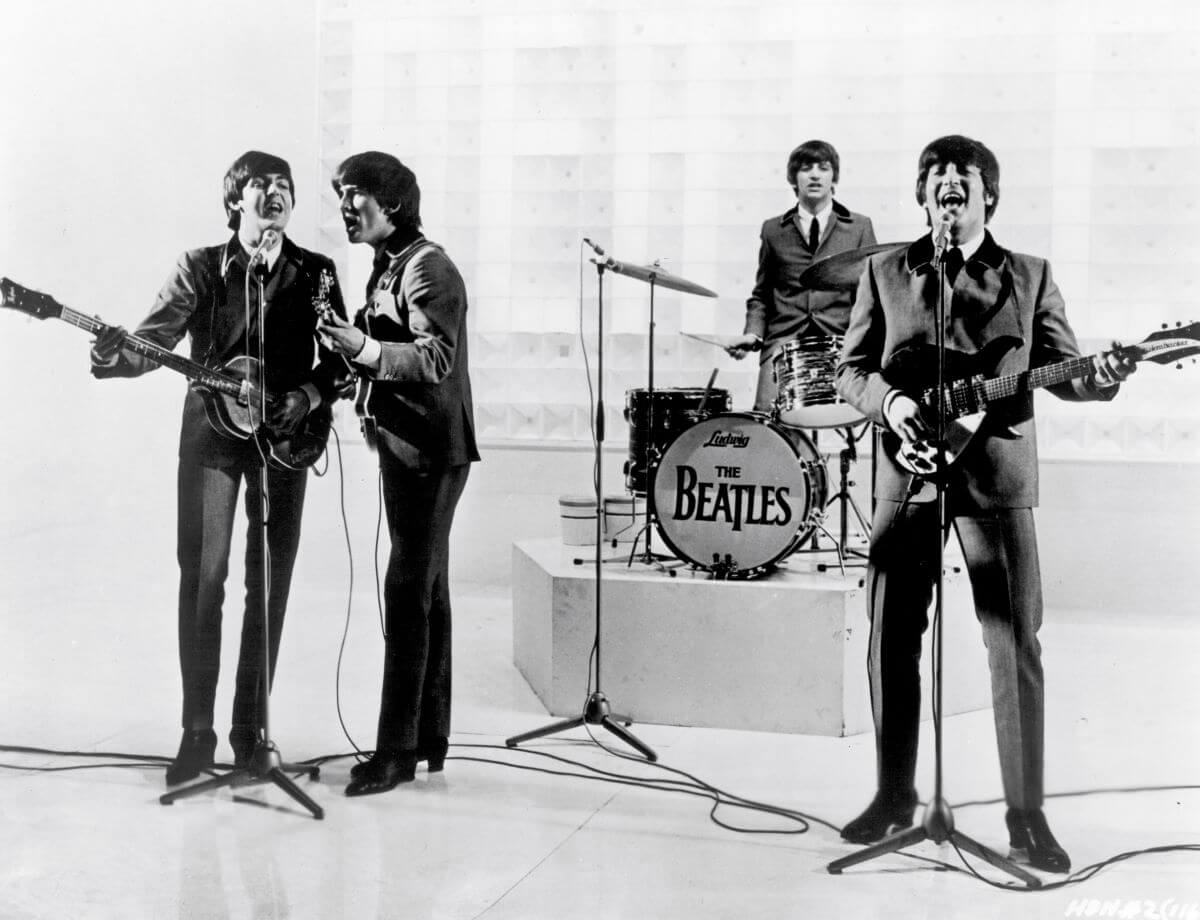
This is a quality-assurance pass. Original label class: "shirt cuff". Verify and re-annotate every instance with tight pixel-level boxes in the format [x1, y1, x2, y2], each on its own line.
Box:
[300, 383, 321, 411]
[881, 388, 903, 430]
[354, 336, 383, 369]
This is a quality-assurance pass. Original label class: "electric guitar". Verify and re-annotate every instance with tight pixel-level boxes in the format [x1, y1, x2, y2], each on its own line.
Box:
[1, 276, 333, 470]
[312, 272, 377, 452]
[883, 321, 1200, 477]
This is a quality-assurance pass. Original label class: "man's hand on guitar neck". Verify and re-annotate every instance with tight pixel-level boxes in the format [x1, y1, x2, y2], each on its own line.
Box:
[90, 325, 126, 366]
[1092, 341, 1138, 389]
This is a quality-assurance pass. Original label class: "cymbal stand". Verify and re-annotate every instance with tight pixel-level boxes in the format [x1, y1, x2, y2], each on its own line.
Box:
[505, 256, 656, 761]
[826, 234, 1038, 887]
[161, 258, 323, 819]
[627, 269, 680, 573]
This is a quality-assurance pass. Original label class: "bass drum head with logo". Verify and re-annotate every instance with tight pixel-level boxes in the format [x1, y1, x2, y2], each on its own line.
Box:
[651, 413, 827, 577]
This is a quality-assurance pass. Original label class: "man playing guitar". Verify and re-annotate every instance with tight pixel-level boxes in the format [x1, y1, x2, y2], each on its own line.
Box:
[835, 135, 1137, 873]
[90, 150, 352, 785]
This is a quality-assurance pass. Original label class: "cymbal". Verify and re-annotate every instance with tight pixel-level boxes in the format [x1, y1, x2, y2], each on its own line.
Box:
[597, 258, 718, 297]
[799, 243, 906, 292]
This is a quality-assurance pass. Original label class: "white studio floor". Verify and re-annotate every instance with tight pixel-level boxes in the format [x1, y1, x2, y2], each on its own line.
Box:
[2, 457, 1199, 920]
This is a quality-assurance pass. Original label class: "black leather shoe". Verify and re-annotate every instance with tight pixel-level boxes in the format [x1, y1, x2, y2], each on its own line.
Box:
[840, 789, 919, 844]
[165, 729, 217, 786]
[229, 725, 257, 770]
[350, 739, 449, 779]
[344, 752, 417, 797]
[421, 737, 449, 773]
[1006, 808, 1071, 873]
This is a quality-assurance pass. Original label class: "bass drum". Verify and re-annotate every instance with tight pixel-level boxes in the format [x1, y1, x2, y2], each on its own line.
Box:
[651, 413, 828, 578]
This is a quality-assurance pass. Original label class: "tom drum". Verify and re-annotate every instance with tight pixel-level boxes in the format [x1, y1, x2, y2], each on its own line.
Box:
[624, 386, 731, 494]
[772, 336, 863, 429]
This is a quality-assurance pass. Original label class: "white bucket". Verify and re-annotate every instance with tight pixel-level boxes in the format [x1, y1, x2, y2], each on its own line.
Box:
[558, 494, 599, 545]
[602, 495, 644, 544]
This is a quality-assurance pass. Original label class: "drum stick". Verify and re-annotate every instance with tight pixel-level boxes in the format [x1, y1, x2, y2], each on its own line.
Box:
[697, 368, 719, 413]
[680, 331, 730, 349]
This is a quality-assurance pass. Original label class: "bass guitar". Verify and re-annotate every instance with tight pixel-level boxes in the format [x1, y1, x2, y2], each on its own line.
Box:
[1, 276, 333, 470]
[883, 321, 1200, 477]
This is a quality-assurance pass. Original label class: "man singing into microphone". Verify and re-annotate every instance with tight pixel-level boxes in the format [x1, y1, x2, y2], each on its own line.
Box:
[91, 150, 351, 784]
[835, 135, 1136, 872]
[318, 151, 479, 796]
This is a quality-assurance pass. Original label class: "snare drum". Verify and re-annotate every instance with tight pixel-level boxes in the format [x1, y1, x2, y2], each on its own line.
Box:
[772, 336, 863, 429]
[624, 387, 731, 494]
[651, 413, 828, 578]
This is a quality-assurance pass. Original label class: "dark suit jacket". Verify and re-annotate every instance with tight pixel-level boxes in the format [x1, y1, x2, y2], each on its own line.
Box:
[836, 231, 1116, 510]
[354, 238, 479, 470]
[744, 199, 877, 346]
[92, 235, 351, 465]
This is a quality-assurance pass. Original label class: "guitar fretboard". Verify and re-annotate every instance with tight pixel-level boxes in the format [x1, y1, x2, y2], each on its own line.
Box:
[979, 354, 1096, 403]
[60, 306, 253, 399]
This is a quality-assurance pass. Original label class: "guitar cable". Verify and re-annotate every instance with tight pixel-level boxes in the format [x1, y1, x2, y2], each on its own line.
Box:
[3, 733, 1196, 893]
[5, 262, 1194, 889]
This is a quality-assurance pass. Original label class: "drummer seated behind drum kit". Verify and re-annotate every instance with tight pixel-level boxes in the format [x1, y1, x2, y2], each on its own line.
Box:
[617, 257, 876, 581]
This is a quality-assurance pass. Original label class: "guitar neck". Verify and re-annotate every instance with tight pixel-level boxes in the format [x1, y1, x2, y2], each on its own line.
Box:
[61, 306, 248, 399]
[979, 354, 1097, 404]
[923, 352, 1110, 423]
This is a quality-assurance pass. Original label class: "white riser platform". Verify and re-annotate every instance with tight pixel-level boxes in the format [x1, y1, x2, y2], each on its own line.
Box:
[512, 538, 993, 736]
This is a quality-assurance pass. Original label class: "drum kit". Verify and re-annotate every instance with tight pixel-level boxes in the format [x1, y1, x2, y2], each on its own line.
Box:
[605, 244, 888, 579]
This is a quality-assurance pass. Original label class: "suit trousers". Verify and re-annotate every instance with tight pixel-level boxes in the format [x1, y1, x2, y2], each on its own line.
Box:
[374, 453, 471, 753]
[754, 341, 784, 413]
[866, 498, 1045, 809]
[176, 457, 307, 732]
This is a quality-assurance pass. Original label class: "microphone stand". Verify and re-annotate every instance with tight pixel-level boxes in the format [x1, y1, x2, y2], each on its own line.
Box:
[161, 249, 324, 818]
[505, 257, 657, 761]
[827, 225, 1038, 886]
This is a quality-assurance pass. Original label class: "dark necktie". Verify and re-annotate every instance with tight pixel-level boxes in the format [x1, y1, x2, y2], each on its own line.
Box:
[943, 246, 964, 283]
[808, 217, 820, 253]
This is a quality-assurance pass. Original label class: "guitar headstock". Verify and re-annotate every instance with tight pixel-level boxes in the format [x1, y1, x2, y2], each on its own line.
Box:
[312, 269, 336, 324]
[1133, 321, 1200, 368]
[0, 277, 65, 321]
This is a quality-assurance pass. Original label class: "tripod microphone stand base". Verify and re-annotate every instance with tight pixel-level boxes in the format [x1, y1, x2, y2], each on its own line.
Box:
[160, 740, 324, 819]
[505, 691, 658, 762]
[827, 797, 1040, 888]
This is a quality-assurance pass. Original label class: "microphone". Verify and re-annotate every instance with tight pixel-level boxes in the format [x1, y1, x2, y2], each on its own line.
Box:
[583, 237, 609, 259]
[932, 211, 952, 266]
[249, 229, 281, 267]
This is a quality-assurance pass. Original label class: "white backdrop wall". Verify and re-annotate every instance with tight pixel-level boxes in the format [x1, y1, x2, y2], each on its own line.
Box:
[0, 1, 1196, 621]
[0, 0, 323, 535]
[318, 0, 1200, 461]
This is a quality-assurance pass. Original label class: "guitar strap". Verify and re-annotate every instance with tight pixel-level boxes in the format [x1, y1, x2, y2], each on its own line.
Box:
[368, 238, 439, 337]
[201, 245, 228, 370]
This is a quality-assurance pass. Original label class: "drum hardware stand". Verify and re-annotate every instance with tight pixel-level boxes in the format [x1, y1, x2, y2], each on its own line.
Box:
[161, 250, 323, 819]
[827, 222, 1039, 888]
[628, 268, 680, 573]
[506, 252, 657, 762]
[815, 422, 872, 572]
